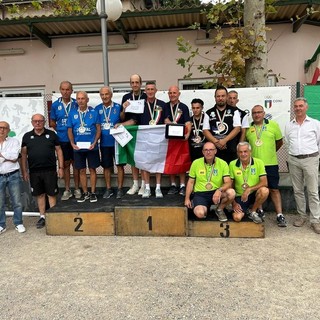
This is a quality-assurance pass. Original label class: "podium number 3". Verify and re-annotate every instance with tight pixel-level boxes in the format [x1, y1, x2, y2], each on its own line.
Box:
[74, 217, 83, 232]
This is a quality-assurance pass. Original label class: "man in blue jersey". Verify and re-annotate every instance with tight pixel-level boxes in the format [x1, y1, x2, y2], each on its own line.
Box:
[96, 86, 125, 199]
[67, 91, 101, 203]
[50, 81, 81, 200]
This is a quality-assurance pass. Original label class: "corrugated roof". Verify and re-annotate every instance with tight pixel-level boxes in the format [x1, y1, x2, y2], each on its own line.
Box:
[0, 2, 320, 46]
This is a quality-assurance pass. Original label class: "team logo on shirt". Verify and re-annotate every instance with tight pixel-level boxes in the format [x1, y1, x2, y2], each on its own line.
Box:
[45, 134, 50, 139]
[99, 110, 103, 114]
[251, 168, 256, 175]
[58, 106, 62, 110]
[236, 170, 242, 176]
[74, 115, 79, 119]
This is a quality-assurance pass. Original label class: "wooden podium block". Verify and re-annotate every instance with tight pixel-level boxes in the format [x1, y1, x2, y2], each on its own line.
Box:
[188, 220, 265, 238]
[46, 212, 114, 236]
[115, 206, 187, 236]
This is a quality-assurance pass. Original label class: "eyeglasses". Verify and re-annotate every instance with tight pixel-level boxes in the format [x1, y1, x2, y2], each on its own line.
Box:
[0, 126, 9, 130]
[32, 120, 45, 123]
[252, 111, 264, 115]
[203, 149, 216, 152]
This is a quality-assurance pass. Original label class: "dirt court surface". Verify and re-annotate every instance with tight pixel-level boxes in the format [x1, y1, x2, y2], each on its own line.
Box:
[1, 213, 319, 320]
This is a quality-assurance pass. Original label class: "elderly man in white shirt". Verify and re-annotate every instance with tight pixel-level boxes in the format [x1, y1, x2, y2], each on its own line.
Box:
[284, 97, 320, 234]
[0, 121, 25, 234]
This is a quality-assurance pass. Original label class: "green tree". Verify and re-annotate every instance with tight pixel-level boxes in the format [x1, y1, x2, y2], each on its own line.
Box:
[177, 0, 276, 87]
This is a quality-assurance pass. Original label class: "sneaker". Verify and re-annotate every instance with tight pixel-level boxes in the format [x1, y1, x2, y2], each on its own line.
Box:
[61, 190, 72, 201]
[257, 209, 265, 220]
[103, 189, 114, 199]
[90, 193, 98, 203]
[155, 188, 163, 198]
[138, 185, 145, 196]
[74, 189, 82, 199]
[277, 214, 287, 227]
[293, 216, 307, 227]
[179, 186, 186, 196]
[77, 192, 90, 203]
[116, 188, 124, 199]
[36, 217, 46, 229]
[127, 184, 139, 195]
[0, 226, 6, 234]
[168, 185, 178, 195]
[15, 224, 26, 233]
[142, 188, 151, 198]
[215, 208, 228, 222]
[248, 211, 263, 224]
[311, 223, 320, 234]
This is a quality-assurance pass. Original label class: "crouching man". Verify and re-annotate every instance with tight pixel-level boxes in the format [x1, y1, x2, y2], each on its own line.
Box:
[184, 142, 235, 221]
[229, 142, 269, 223]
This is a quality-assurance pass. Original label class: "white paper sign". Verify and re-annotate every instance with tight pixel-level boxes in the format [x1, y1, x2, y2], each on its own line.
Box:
[77, 141, 91, 149]
[125, 99, 145, 114]
[112, 126, 133, 147]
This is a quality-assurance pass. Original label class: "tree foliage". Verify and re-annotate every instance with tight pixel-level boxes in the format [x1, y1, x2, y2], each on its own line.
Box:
[177, 0, 277, 88]
[0, 0, 96, 16]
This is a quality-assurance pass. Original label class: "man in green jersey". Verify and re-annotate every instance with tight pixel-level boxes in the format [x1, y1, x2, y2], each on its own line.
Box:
[185, 142, 235, 221]
[229, 142, 269, 223]
[246, 105, 287, 227]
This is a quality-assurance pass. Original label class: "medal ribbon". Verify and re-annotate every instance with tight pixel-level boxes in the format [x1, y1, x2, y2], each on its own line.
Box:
[192, 112, 203, 137]
[103, 103, 113, 124]
[240, 158, 252, 186]
[78, 108, 88, 127]
[216, 109, 226, 129]
[254, 123, 265, 142]
[170, 103, 182, 123]
[204, 160, 216, 185]
[147, 99, 161, 123]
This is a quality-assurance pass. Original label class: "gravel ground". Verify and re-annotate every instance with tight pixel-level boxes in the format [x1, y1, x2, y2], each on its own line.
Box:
[0, 213, 319, 320]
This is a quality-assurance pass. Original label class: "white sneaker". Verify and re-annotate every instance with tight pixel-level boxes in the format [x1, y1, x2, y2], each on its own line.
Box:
[74, 189, 82, 199]
[142, 188, 151, 198]
[61, 190, 72, 201]
[138, 185, 145, 196]
[127, 184, 139, 195]
[15, 224, 26, 233]
[155, 189, 163, 198]
[0, 226, 6, 234]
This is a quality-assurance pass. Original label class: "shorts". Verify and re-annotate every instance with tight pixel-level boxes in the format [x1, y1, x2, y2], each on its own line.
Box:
[235, 192, 257, 212]
[100, 146, 115, 168]
[60, 142, 74, 162]
[74, 149, 100, 170]
[193, 191, 216, 209]
[30, 170, 59, 197]
[265, 165, 279, 189]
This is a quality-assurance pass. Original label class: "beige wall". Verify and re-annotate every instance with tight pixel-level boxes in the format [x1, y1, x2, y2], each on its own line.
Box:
[0, 23, 319, 92]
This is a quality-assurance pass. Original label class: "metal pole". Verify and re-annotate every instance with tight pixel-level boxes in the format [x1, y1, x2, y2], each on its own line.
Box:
[100, 0, 109, 86]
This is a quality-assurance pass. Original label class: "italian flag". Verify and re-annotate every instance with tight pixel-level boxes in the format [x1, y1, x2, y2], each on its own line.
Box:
[306, 44, 320, 84]
[115, 125, 191, 174]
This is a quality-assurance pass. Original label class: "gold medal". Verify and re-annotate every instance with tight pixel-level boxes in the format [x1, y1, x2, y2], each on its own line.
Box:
[149, 120, 156, 125]
[241, 183, 249, 190]
[255, 139, 263, 147]
[205, 182, 213, 190]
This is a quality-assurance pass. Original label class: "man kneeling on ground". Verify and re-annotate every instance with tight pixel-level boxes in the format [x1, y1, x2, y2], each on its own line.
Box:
[184, 142, 235, 221]
[229, 142, 269, 223]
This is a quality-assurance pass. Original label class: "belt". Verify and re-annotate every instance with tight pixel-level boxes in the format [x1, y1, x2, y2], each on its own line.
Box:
[291, 152, 319, 159]
[0, 169, 19, 177]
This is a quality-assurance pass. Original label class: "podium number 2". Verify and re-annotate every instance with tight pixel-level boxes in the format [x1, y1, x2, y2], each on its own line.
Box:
[74, 217, 83, 232]
[147, 216, 153, 231]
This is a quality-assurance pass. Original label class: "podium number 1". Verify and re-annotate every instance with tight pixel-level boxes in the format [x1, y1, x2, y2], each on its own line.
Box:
[147, 216, 153, 231]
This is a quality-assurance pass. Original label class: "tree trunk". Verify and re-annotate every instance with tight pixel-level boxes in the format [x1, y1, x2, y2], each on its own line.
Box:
[244, 0, 268, 87]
